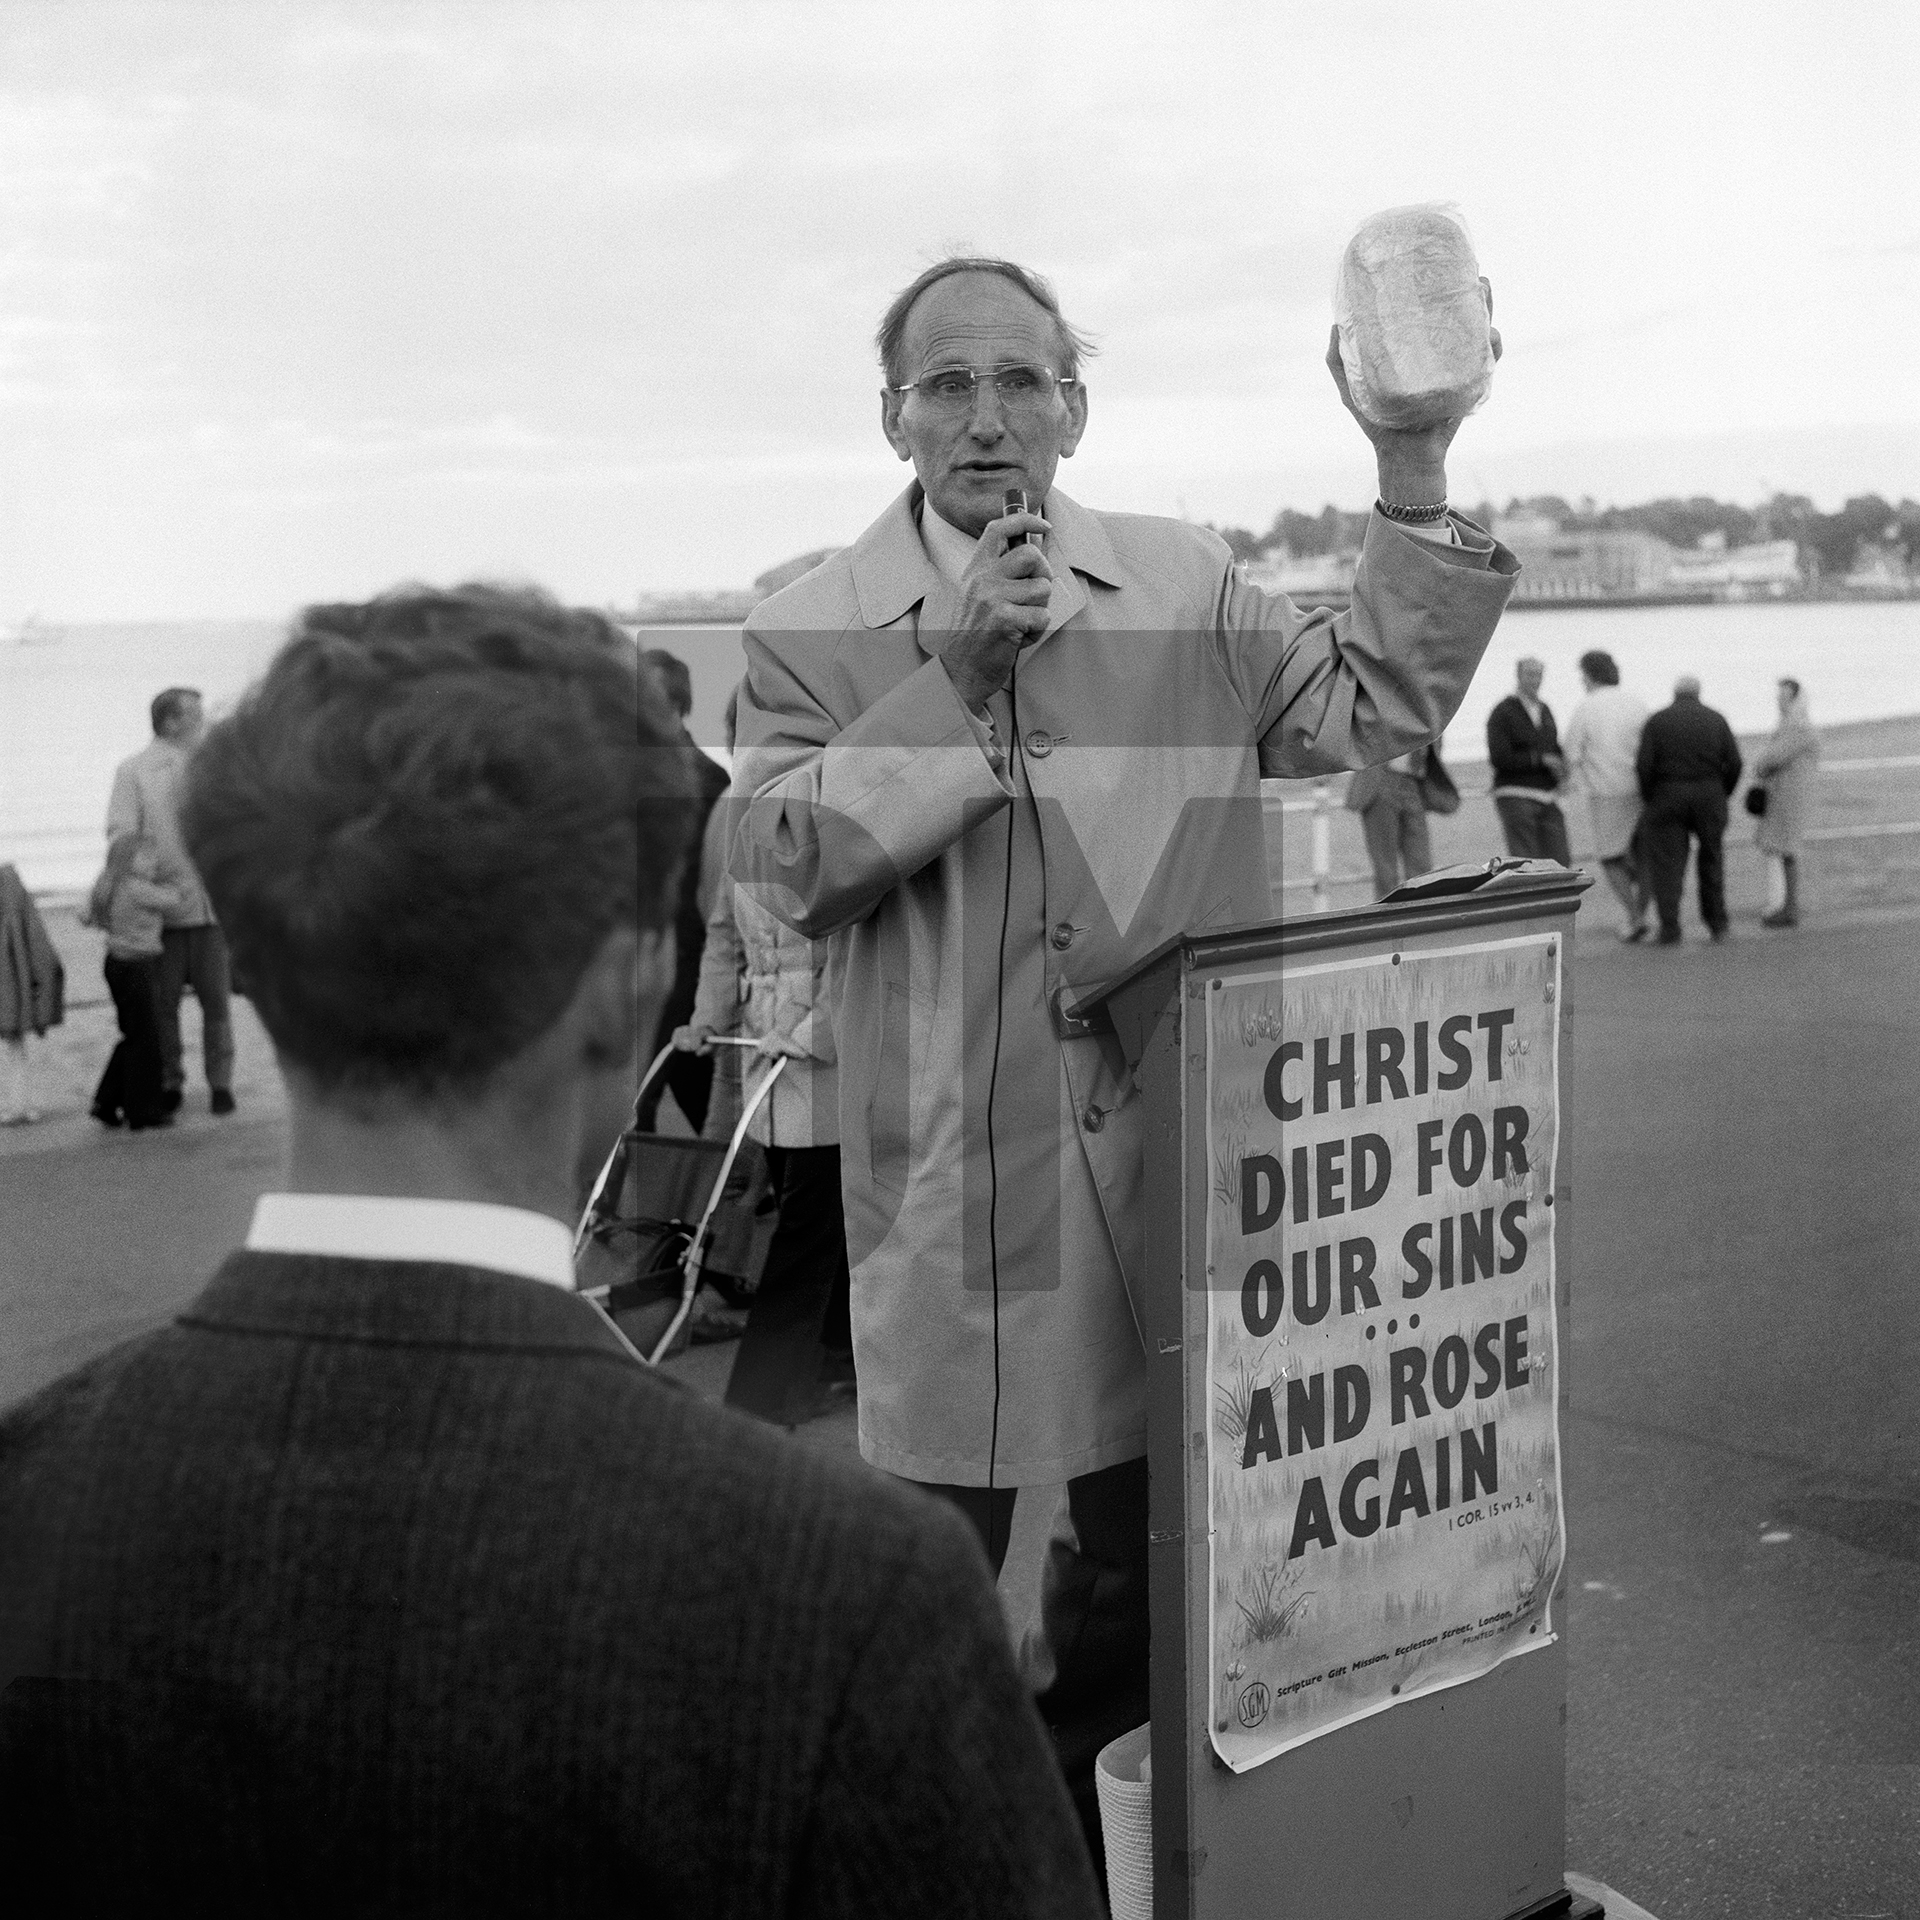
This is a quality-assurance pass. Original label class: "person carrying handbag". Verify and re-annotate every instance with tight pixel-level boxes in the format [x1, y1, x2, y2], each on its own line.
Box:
[1345, 741, 1458, 900]
[1747, 676, 1819, 929]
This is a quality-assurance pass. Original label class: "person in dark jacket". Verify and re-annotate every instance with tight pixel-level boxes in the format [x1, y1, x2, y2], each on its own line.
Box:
[1636, 674, 1744, 945]
[0, 863, 64, 1126]
[1486, 656, 1572, 863]
[635, 647, 732, 1134]
[0, 585, 1100, 1920]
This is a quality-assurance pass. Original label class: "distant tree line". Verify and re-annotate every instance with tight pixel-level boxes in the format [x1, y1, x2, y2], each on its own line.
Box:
[1211, 493, 1920, 579]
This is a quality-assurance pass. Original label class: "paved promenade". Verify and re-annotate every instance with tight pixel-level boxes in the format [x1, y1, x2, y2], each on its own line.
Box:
[4, 901, 1916, 1917]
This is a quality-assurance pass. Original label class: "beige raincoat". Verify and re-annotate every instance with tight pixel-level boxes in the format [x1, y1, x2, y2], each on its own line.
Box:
[733, 484, 1517, 1484]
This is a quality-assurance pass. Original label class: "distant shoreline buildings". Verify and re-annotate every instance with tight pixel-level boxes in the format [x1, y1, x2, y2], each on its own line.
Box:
[1241, 508, 1915, 610]
[619, 504, 1918, 626]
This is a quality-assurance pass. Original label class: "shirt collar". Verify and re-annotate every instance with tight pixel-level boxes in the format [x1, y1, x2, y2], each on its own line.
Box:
[245, 1193, 576, 1290]
[849, 479, 1122, 629]
[920, 501, 980, 582]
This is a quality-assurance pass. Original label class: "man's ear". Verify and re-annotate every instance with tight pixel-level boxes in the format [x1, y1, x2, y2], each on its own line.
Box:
[575, 926, 653, 1071]
[880, 389, 912, 462]
[1059, 379, 1088, 460]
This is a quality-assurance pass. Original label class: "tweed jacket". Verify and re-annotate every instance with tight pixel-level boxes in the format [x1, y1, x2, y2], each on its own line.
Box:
[0, 1252, 1099, 1917]
[0, 866, 63, 1039]
[731, 481, 1516, 1484]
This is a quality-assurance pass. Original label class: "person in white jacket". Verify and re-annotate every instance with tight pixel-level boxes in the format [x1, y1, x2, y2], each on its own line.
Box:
[677, 696, 853, 1426]
[1562, 649, 1651, 940]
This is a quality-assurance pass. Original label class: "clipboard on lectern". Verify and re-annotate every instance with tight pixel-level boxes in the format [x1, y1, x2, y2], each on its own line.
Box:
[1070, 862, 1603, 1920]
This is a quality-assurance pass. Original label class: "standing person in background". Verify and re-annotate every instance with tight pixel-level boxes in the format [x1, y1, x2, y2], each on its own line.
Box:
[1486, 656, 1572, 863]
[1562, 649, 1651, 940]
[1749, 676, 1819, 930]
[1637, 674, 1743, 947]
[1345, 746, 1440, 899]
[678, 692, 854, 1427]
[107, 687, 235, 1116]
[635, 649, 730, 1134]
[85, 835, 185, 1131]
[0, 864, 65, 1127]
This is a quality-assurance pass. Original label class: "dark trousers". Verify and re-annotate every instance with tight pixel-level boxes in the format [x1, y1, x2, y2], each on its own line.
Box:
[724, 1145, 853, 1426]
[1643, 783, 1730, 935]
[95, 955, 168, 1126]
[1492, 794, 1572, 864]
[157, 924, 233, 1095]
[1358, 775, 1432, 898]
[918, 1457, 1151, 1879]
[636, 954, 712, 1134]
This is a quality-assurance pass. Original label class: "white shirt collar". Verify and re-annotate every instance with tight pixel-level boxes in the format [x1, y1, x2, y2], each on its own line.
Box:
[245, 1193, 576, 1291]
[920, 501, 986, 583]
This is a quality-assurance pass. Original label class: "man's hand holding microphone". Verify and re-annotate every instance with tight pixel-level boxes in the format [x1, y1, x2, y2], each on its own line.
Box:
[938, 488, 1051, 716]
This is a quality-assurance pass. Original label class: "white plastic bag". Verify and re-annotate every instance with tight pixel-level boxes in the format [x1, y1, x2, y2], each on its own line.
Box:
[1334, 202, 1494, 432]
[1094, 1722, 1154, 1920]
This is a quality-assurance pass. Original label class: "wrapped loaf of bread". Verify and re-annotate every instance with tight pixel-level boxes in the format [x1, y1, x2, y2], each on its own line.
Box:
[1334, 203, 1494, 432]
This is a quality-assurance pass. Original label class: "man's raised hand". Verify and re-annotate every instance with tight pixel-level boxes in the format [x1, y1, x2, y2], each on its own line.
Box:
[1326, 279, 1503, 506]
[937, 506, 1054, 713]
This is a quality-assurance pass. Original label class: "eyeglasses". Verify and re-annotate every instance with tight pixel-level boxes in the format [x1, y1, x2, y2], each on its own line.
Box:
[888, 363, 1076, 417]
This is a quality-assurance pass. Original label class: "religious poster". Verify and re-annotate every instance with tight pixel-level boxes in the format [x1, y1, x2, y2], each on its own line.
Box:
[1203, 935, 1565, 1772]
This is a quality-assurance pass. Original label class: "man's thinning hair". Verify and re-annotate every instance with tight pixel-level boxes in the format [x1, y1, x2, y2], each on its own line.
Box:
[875, 255, 1099, 388]
[182, 585, 696, 1099]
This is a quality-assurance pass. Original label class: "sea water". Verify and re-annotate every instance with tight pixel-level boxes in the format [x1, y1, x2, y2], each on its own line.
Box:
[4, 600, 1917, 893]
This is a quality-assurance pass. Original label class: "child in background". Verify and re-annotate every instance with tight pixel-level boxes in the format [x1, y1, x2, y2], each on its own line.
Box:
[88, 835, 186, 1130]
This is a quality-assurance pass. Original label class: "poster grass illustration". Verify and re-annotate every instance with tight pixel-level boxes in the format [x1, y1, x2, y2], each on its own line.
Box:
[1204, 936, 1565, 1771]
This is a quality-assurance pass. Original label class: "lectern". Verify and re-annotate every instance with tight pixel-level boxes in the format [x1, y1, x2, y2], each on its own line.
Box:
[1073, 865, 1600, 1920]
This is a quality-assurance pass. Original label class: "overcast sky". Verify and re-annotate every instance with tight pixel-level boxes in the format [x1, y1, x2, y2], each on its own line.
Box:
[3, 0, 1916, 618]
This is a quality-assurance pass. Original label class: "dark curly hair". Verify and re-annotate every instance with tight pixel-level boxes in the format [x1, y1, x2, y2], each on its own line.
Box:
[182, 585, 696, 1098]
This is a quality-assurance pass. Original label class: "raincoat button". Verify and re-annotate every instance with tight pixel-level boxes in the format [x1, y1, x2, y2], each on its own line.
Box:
[1083, 1104, 1105, 1133]
[1026, 730, 1053, 758]
[1050, 922, 1075, 950]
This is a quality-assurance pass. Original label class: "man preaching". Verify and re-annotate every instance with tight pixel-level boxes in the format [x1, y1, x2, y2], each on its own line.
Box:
[730, 253, 1519, 1850]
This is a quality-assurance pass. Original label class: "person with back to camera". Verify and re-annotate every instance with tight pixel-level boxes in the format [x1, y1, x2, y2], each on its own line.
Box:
[730, 251, 1516, 1865]
[0, 585, 1101, 1918]
[85, 833, 188, 1130]
[1747, 676, 1819, 930]
[107, 687, 237, 1116]
[1637, 673, 1743, 946]
[1561, 648, 1651, 940]
[1485, 655, 1572, 864]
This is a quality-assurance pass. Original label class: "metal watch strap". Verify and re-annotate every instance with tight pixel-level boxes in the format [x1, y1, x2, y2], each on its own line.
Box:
[1376, 497, 1450, 525]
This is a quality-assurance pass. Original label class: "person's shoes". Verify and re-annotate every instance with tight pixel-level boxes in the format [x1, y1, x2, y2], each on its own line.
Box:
[1655, 928, 1682, 946]
[211, 1089, 236, 1115]
[90, 1103, 124, 1129]
[1709, 926, 1730, 944]
[159, 1088, 183, 1115]
[1760, 908, 1798, 929]
[1619, 921, 1649, 944]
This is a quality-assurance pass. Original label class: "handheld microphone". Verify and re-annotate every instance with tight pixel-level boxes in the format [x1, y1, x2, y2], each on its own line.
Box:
[1004, 486, 1035, 544]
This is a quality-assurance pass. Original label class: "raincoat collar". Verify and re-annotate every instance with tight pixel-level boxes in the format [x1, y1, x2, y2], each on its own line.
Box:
[849, 480, 1123, 633]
